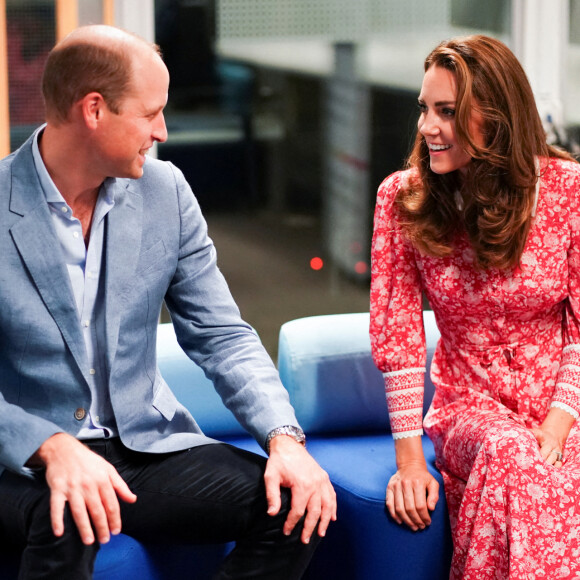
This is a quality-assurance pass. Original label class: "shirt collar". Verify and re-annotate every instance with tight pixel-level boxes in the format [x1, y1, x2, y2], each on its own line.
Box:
[32, 124, 65, 206]
[32, 124, 115, 208]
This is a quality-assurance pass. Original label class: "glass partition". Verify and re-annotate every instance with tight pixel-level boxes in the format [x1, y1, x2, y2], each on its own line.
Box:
[217, 0, 513, 90]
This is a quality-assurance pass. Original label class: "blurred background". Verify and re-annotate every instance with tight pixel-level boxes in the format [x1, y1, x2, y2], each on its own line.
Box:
[1, 0, 579, 357]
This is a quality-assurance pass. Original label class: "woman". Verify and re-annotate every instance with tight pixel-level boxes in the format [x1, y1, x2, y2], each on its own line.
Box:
[370, 35, 580, 579]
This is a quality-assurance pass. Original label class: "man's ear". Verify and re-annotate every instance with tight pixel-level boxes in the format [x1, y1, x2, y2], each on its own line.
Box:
[79, 92, 106, 129]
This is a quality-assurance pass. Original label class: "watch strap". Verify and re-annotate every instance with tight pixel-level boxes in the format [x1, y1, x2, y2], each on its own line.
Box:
[265, 425, 306, 454]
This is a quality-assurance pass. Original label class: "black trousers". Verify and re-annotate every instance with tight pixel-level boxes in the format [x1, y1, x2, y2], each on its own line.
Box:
[0, 439, 319, 579]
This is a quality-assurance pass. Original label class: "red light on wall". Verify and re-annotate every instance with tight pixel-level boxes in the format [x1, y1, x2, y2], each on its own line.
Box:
[310, 257, 324, 271]
[354, 261, 368, 275]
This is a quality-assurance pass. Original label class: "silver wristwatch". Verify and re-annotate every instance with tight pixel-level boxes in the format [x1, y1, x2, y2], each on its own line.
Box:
[265, 425, 306, 454]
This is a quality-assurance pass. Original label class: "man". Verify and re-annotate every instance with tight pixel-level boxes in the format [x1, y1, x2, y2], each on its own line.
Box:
[0, 25, 336, 579]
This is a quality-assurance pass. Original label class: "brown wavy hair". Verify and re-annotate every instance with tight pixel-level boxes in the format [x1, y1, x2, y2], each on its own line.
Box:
[397, 35, 576, 269]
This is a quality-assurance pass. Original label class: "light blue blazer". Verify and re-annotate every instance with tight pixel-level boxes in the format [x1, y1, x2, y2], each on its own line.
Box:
[0, 133, 299, 477]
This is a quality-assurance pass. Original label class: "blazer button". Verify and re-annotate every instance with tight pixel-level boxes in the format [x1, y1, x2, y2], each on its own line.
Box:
[74, 408, 87, 421]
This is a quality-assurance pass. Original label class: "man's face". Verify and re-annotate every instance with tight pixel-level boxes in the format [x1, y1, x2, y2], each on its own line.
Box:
[97, 52, 169, 179]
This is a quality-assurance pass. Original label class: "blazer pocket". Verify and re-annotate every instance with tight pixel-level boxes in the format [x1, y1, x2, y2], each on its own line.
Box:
[139, 240, 167, 274]
[152, 378, 178, 421]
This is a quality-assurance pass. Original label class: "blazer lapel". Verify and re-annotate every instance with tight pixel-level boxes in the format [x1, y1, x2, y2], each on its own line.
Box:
[103, 179, 143, 373]
[9, 142, 89, 376]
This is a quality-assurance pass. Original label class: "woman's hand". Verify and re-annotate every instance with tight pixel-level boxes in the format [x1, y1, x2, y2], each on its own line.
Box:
[530, 406, 575, 468]
[386, 437, 439, 531]
[531, 427, 563, 466]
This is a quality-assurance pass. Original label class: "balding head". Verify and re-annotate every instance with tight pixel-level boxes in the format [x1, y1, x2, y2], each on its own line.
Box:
[42, 25, 162, 124]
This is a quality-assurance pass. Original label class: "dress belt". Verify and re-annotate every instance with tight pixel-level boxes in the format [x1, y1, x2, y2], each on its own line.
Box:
[479, 345, 524, 371]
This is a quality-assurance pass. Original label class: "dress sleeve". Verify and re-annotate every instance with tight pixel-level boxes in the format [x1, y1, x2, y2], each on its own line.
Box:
[551, 163, 580, 420]
[370, 171, 427, 439]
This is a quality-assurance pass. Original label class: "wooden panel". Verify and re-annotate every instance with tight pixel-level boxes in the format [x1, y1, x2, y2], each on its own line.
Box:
[56, 0, 78, 42]
[103, 0, 114, 25]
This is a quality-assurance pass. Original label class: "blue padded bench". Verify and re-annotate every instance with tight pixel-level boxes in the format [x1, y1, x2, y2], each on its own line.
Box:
[278, 311, 452, 579]
[0, 312, 451, 579]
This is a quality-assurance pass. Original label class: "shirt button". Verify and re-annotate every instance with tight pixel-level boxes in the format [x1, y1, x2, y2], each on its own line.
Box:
[73, 231, 80, 239]
[83, 320, 90, 327]
[89, 368, 96, 375]
[74, 408, 86, 421]
[61, 206, 67, 213]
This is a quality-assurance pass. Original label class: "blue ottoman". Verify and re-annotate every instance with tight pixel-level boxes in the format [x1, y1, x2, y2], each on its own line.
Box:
[277, 311, 453, 580]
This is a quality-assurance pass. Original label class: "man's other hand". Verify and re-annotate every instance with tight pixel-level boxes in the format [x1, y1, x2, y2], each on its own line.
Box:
[264, 435, 337, 544]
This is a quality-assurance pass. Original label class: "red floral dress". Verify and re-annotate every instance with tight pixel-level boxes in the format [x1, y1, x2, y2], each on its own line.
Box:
[370, 157, 580, 579]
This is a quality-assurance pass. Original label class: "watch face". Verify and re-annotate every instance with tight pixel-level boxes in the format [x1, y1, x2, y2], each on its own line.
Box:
[281, 427, 305, 441]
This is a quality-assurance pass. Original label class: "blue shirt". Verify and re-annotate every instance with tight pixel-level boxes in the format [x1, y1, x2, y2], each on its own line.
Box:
[32, 127, 117, 439]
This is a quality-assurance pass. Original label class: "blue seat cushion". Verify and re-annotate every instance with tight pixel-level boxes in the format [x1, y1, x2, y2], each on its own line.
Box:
[1, 433, 451, 580]
[278, 312, 441, 436]
[0, 533, 235, 580]
[225, 432, 453, 580]
[0, 534, 157, 580]
[94, 534, 157, 579]
[303, 433, 453, 580]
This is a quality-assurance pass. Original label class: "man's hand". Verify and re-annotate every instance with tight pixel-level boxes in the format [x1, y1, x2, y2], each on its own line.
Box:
[264, 435, 337, 544]
[30, 433, 137, 545]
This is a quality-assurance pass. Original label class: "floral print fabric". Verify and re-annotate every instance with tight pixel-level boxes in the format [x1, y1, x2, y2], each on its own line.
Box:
[370, 158, 580, 578]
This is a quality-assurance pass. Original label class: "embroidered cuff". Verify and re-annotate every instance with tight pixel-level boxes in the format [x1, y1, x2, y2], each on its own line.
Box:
[550, 401, 580, 420]
[552, 345, 580, 419]
[392, 428, 424, 440]
[384, 368, 425, 437]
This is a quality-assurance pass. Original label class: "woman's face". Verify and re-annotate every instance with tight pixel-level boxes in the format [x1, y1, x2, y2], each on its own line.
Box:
[417, 65, 483, 175]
